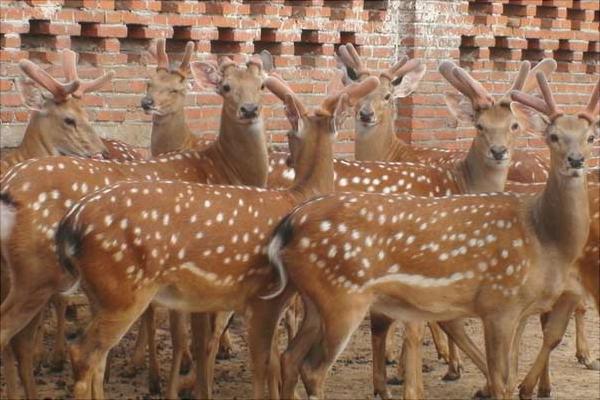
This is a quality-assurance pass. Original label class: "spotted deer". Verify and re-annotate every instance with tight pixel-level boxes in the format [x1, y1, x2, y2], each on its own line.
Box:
[266, 72, 595, 400]
[142, 38, 215, 156]
[0, 55, 274, 398]
[52, 74, 379, 399]
[337, 43, 553, 184]
[0, 49, 145, 400]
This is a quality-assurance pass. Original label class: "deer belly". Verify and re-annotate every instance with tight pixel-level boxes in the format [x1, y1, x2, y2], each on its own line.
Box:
[371, 294, 474, 322]
[153, 284, 240, 313]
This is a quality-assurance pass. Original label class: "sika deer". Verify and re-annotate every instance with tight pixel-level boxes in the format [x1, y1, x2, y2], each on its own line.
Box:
[0, 49, 144, 400]
[53, 74, 379, 399]
[267, 72, 595, 399]
[0, 55, 273, 398]
[142, 39, 214, 155]
[337, 43, 554, 184]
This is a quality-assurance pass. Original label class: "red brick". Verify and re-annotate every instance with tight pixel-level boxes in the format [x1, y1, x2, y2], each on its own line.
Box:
[81, 23, 127, 37]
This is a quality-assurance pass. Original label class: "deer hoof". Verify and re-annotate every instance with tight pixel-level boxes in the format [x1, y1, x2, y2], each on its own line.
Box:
[442, 370, 460, 381]
[537, 386, 552, 398]
[387, 376, 404, 386]
[518, 385, 533, 400]
[586, 358, 600, 371]
[473, 387, 491, 399]
[422, 363, 434, 373]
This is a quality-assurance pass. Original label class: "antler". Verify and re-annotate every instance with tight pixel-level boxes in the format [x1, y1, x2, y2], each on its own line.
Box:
[510, 72, 563, 120]
[178, 41, 195, 76]
[521, 58, 557, 94]
[264, 74, 308, 117]
[439, 60, 494, 110]
[319, 75, 380, 116]
[381, 57, 422, 83]
[337, 43, 370, 79]
[61, 49, 114, 99]
[150, 38, 170, 70]
[246, 54, 264, 74]
[579, 79, 600, 123]
[18, 59, 80, 102]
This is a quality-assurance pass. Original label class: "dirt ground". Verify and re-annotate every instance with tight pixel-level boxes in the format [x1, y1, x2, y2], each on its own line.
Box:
[2, 303, 599, 400]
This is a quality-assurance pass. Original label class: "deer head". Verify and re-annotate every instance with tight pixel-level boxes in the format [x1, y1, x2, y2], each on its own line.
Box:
[15, 50, 111, 158]
[264, 72, 380, 195]
[337, 43, 426, 133]
[141, 39, 195, 117]
[511, 75, 598, 180]
[441, 59, 557, 169]
[191, 51, 274, 126]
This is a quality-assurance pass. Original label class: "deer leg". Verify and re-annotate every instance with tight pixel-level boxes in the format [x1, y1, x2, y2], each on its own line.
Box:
[428, 322, 450, 363]
[370, 311, 394, 399]
[482, 314, 519, 399]
[437, 318, 489, 396]
[126, 307, 150, 377]
[300, 298, 371, 400]
[247, 292, 292, 399]
[284, 295, 301, 344]
[70, 297, 152, 400]
[385, 321, 397, 364]
[507, 317, 527, 395]
[0, 283, 52, 350]
[281, 296, 322, 399]
[3, 345, 20, 399]
[165, 310, 187, 399]
[518, 292, 579, 400]
[11, 312, 43, 400]
[216, 320, 235, 360]
[142, 304, 161, 395]
[402, 321, 426, 400]
[442, 337, 462, 381]
[190, 312, 229, 399]
[49, 295, 68, 372]
[574, 302, 599, 370]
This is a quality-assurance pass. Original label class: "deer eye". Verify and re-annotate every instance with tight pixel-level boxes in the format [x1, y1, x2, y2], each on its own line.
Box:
[510, 122, 519, 131]
[475, 123, 484, 131]
[549, 133, 559, 143]
[384, 93, 391, 100]
[221, 83, 231, 93]
[587, 135, 595, 144]
[170, 89, 179, 94]
[260, 83, 265, 90]
[64, 117, 76, 127]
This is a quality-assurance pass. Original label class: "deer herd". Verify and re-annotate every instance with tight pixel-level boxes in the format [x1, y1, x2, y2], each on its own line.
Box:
[0, 39, 598, 400]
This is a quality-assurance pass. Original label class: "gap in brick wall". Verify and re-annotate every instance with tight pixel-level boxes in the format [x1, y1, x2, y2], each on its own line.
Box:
[323, 0, 354, 8]
[363, 0, 387, 11]
[284, 0, 311, 6]
[71, 36, 106, 54]
[120, 38, 153, 64]
[254, 41, 282, 56]
[339, 31, 356, 45]
[211, 41, 243, 55]
[468, 1, 493, 16]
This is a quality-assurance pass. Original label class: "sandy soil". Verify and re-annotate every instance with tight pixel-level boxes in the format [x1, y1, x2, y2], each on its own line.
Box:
[2, 303, 599, 400]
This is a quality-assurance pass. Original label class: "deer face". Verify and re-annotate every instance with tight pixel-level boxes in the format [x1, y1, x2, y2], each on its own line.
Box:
[142, 69, 188, 117]
[445, 94, 519, 169]
[191, 55, 273, 127]
[17, 79, 107, 158]
[545, 115, 596, 178]
[354, 82, 391, 132]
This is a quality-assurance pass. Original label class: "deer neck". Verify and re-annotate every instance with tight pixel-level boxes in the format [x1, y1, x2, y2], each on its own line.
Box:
[16, 113, 59, 160]
[213, 112, 269, 188]
[289, 130, 335, 202]
[354, 112, 401, 161]
[456, 146, 509, 194]
[530, 168, 590, 262]
[150, 109, 193, 156]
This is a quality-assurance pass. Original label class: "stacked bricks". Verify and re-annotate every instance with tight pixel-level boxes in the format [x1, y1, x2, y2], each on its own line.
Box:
[0, 0, 598, 163]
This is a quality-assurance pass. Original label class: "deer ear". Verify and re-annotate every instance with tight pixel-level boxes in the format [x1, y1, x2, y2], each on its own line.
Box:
[258, 50, 274, 73]
[190, 61, 222, 90]
[16, 78, 45, 112]
[332, 93, 351, 134]
[444, 92, 475, 124]
[392, 64, 426, 98]
[510, 101, 550, 134]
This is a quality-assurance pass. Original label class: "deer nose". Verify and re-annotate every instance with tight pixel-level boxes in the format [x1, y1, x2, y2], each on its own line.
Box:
[240, 103, 259, 119]
[490, 145, 508, 160]
[359, 109, 374, 122]
[568, 154, 585, 169]
[141, 97, 154, 110]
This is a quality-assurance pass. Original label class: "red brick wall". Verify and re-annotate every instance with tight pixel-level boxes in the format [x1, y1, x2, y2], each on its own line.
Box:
[0, 0, 598, 162]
